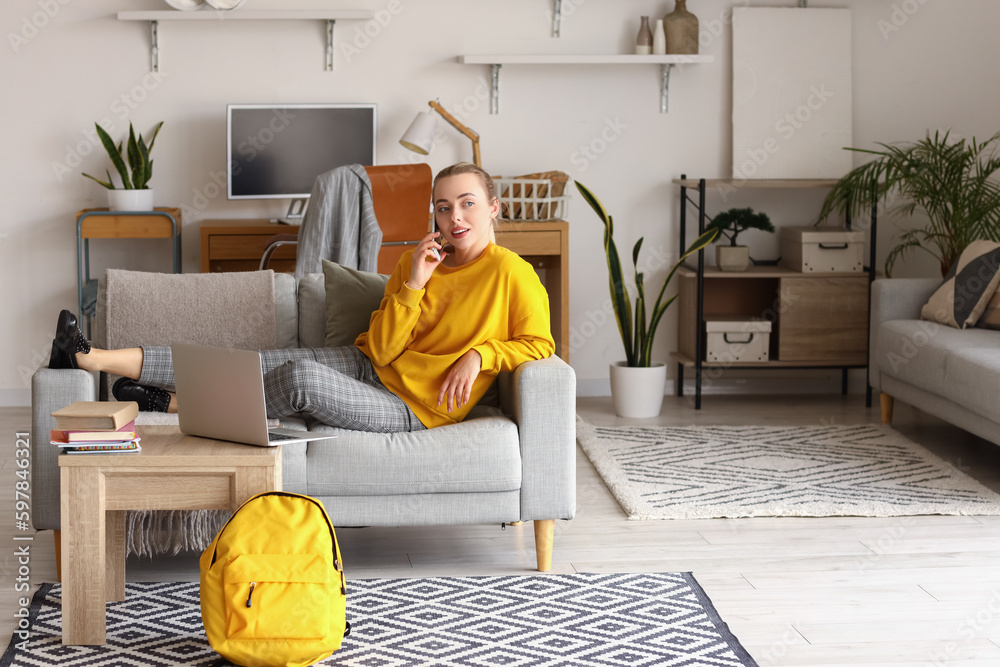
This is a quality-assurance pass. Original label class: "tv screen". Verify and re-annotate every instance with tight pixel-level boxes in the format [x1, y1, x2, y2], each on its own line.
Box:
[227, 104, 377, 201]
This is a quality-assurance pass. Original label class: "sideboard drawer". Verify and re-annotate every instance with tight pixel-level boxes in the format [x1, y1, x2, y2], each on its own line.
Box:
[208, 234, 296, 261]
[496, 230, 562, 256]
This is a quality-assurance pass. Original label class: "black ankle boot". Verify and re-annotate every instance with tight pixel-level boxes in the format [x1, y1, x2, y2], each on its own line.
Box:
[48, 310, 91, 369]
[112, 378, 171, 413]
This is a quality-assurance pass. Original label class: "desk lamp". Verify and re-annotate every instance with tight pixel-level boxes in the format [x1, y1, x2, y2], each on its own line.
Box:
[400, 100, 482, 168]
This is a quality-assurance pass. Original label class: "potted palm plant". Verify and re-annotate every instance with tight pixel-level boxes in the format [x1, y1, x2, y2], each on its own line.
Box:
[83, 121, 163, 212]
[576, 181, 717, 418]
[816, 130, 1000, 276]
[705, 207, 775, 271]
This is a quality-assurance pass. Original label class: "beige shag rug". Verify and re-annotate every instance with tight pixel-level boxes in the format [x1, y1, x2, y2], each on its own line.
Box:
[577, 418, 1000, 520]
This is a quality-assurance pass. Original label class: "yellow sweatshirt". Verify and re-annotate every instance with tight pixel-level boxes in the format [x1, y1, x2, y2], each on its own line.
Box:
[355, 243, 555, 428]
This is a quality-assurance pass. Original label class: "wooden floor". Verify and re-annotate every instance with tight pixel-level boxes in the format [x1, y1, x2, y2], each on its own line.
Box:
[3, 395, 1000, 665]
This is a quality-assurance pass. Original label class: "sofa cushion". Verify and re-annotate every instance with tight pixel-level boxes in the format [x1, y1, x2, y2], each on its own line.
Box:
[322, 260, 389, 347]
[946, 346, 1000, 423]
[298, 273, 327, 349]
[921, 240, 1000, 329]
[301, 411, 521, 496]
[877, 319, 1000, 422]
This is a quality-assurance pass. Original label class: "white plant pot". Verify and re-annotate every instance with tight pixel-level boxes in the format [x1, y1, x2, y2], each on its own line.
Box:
[108, 189, 154, 212]
[716, 244, 750, 272]
[609, 361, 667, 418]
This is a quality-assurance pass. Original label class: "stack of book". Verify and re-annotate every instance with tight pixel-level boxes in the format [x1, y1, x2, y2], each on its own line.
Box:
[50, 401, 142, 454]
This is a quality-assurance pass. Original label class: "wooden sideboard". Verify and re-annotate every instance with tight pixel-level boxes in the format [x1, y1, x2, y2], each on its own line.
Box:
[199, 219, 570, 361]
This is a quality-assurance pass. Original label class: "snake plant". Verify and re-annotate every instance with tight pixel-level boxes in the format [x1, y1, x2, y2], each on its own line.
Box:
[576, 181, 718, 368]
[82, 121, 162, 190]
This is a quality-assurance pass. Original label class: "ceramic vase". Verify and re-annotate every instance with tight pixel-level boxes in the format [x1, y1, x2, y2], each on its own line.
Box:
[108, 189, 154, 212]
[635, 16, 653, 55]
[664, 0, 699, 55]
[652, 19, 667, 55]
[609, 361, 667, 418]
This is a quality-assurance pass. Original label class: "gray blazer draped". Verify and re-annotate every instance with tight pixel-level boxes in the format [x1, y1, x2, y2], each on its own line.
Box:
[294, 164, 382, 279]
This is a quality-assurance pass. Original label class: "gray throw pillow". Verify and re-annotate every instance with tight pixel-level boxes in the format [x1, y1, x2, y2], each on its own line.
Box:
[322, 259, 390, 347]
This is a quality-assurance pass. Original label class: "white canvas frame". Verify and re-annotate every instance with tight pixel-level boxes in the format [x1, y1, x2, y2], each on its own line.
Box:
[732, 7, 853, 180]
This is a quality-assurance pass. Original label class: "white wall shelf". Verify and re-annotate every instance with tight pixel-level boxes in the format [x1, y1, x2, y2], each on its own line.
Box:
[117, 10, 375, 72]
[459, 54, 714, 114]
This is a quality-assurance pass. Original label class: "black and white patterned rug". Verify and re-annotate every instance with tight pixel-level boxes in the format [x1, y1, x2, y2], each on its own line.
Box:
[1, 573, 757, 666]
[577, 420, 1000, 520]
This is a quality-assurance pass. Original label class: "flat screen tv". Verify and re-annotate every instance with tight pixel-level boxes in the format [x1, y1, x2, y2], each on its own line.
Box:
[227, 103, 377, 219]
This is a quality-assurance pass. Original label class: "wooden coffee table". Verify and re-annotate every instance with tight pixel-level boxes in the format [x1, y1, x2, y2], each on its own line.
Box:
[58, 425, 282, 645]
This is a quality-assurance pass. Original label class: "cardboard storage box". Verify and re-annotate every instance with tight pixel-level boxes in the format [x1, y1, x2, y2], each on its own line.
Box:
[780, 226, 864, 273]
[705, 320, 771, 363]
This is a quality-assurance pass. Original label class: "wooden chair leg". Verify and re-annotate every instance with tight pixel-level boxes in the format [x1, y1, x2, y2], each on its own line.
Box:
[53, 529, 62, 582]
[533, 519, 554, 572]
[880, 393, 894, 424]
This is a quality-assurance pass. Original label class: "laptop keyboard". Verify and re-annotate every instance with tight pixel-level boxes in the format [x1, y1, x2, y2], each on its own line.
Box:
[267, 431, 302, 442]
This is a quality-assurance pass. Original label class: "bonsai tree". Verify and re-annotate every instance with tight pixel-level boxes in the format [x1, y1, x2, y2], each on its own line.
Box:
[82, 121, 162, 190]
[705, 207, 775, 246]
[576, 181, 717, 368]
[816, 130, 1000, 276]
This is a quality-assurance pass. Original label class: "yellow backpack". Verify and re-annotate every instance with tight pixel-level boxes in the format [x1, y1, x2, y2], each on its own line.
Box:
[199, 492, 349, 667]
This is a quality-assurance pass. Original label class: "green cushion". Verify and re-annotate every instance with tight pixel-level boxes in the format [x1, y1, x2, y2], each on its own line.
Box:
[322, 259, 390, 347]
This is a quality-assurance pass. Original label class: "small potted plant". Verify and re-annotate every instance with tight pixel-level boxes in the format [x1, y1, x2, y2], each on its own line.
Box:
[705, 207, 775, 271]
[576, 181, 717, 418]
[83, 121, 162, 212]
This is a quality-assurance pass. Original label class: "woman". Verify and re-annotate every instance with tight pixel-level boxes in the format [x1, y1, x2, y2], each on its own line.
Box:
[48, 162, 555, 432]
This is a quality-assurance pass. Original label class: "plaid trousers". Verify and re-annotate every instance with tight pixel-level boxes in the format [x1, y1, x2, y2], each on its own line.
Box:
[139, 345, 424, 433]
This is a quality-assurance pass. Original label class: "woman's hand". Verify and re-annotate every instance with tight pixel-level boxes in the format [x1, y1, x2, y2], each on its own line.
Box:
[438, 349, 482, 412]
[406, 232, 446, 290]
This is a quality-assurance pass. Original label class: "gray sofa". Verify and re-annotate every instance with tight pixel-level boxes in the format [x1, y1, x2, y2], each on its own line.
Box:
[870, 278, 1000, 446]
[31, 269, 577, 571]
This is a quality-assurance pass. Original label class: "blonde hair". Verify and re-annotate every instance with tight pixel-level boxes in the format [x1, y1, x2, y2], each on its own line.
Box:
[433, 162, 501, 242]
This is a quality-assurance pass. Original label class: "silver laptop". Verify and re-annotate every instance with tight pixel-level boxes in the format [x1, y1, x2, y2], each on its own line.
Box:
[172, 343, 325, 447]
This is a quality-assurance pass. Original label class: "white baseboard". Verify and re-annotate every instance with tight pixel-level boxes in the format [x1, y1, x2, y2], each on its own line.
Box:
[577, 373, 870, 398]
[0, 389, 31, 407]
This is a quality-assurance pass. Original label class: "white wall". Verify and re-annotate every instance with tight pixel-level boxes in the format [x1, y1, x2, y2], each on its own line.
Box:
[2, 0, 999, 405]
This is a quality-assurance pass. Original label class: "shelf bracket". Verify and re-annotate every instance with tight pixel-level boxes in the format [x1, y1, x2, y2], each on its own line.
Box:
[660, 64, 673, 113]
[150, 20, 159, 72]
[326, 20, 335, 71]
[490, 63, 501, 115]
[552, 0, 562, 37]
